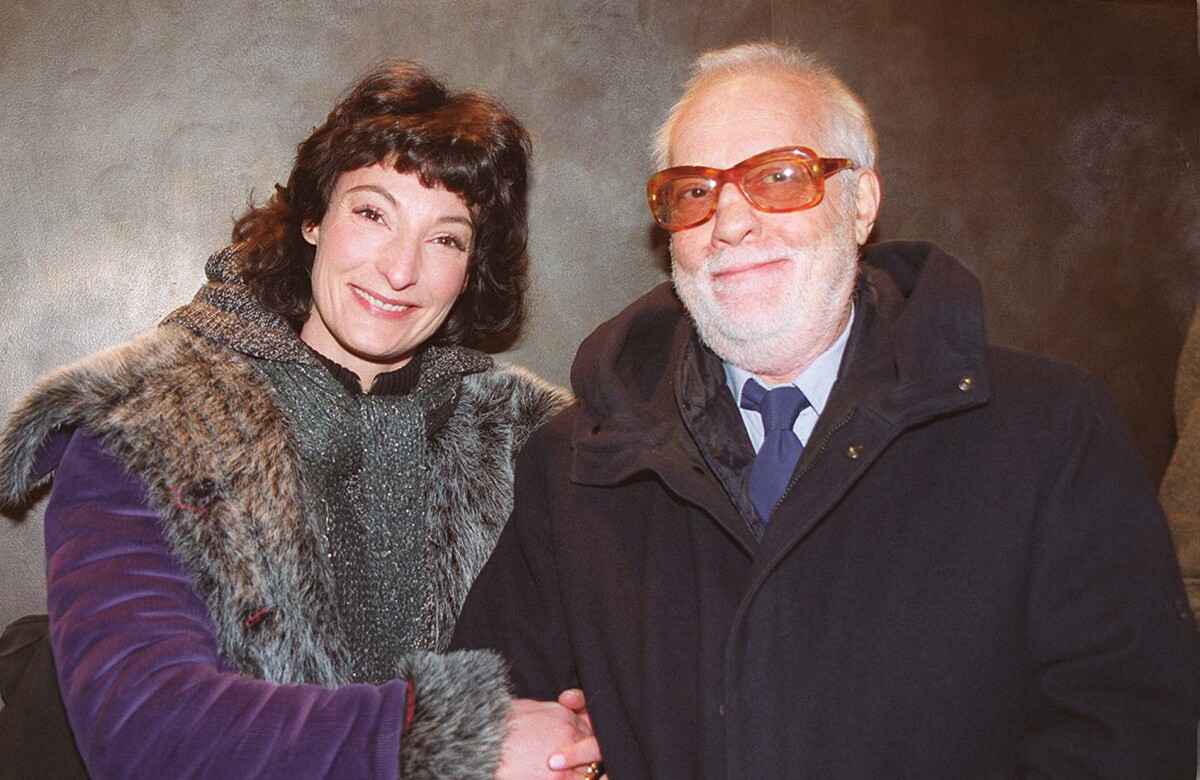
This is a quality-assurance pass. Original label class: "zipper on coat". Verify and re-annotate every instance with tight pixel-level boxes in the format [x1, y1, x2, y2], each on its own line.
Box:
[768, 408, 856, 516]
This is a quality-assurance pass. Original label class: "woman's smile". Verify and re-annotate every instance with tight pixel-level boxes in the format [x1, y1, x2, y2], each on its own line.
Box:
[350, 284, 414, 316]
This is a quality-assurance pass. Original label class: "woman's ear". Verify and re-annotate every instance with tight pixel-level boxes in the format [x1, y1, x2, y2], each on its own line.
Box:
[301, 222, 319, 246]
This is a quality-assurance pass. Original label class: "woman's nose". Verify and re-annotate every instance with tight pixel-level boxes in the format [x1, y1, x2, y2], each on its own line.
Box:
[379, 238, 420, 289]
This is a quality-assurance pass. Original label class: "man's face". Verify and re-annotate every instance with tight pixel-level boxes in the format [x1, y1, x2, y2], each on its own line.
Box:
[667, 72, 875, 383]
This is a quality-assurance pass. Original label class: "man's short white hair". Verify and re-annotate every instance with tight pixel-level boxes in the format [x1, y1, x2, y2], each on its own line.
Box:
[653, 41, 878, 172]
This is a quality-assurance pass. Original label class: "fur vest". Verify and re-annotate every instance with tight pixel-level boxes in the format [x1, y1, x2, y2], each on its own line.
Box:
[0, 322, 571, 687]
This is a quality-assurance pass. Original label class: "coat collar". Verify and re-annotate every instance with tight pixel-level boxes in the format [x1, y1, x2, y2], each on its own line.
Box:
[568, 241, 991, 493]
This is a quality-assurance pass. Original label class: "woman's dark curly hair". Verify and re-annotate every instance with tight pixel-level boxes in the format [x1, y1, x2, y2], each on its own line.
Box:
[232, 61, 532, 346]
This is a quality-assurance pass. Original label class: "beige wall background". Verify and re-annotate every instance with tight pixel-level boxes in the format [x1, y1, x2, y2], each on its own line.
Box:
[2, 0, 1197, 630]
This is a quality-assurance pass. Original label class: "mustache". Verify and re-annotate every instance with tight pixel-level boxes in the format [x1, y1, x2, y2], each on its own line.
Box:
[683, 243, 807, 276]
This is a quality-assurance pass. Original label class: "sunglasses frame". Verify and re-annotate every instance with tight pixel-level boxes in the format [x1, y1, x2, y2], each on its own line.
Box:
[646, 146, 855, 232]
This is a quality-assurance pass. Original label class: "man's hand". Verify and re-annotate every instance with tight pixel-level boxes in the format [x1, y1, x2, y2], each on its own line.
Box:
[497, 697, 594, 779]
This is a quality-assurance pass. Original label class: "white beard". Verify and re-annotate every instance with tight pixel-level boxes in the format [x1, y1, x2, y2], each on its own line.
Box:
[671, 222, 859, 380]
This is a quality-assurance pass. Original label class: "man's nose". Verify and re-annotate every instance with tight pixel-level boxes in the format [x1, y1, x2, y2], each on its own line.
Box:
[708, 182, 761, 248]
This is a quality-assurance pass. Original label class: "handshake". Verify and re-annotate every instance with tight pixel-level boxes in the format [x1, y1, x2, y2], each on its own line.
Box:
[501, 690, 604, 780]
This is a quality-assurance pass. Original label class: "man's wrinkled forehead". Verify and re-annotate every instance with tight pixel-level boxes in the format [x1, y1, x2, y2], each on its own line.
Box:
[668, 72, 826, 169]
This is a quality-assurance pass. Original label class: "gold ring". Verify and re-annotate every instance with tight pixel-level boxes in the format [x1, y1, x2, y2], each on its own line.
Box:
[584, 760, 604, 780]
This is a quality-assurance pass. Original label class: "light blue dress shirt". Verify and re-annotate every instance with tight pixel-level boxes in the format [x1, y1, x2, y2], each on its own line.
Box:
[724, 306, 854, 452]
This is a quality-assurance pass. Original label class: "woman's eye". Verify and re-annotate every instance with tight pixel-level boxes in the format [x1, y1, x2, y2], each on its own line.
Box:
[432, 235, 468, 251]
[355, 207, 385, 223]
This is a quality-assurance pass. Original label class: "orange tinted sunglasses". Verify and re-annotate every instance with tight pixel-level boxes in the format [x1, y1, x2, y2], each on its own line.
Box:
[647, 146, 855, 232]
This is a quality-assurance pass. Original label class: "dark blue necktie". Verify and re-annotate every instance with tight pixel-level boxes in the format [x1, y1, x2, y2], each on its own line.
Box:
[741, 378, 811, 523]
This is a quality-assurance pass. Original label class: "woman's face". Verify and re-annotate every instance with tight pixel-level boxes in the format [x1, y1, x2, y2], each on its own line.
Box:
[300, 164, 473, 386]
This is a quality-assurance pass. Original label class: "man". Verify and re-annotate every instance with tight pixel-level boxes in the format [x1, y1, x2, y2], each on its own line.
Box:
[452, 42, 1200, 778]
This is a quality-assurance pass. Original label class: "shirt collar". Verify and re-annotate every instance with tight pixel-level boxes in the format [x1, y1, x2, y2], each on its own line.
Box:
[723, 304, 855, 415]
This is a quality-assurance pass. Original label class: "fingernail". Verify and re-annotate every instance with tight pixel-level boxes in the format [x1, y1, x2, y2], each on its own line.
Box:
[548, 754, 566, 770]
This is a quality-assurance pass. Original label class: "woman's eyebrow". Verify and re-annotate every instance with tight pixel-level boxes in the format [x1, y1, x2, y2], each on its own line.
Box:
[343, 184, 397, 205]
[343, 184, 472, 230]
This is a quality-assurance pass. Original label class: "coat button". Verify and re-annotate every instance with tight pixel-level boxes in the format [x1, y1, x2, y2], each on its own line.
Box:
[958, 376, 974, 392]
[846, 444, 863, 459]
[718, 704, 725, 717]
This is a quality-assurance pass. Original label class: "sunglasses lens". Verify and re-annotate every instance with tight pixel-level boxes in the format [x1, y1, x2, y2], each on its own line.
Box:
[653, 176, 716, 230]
[743, 158, 819, 210]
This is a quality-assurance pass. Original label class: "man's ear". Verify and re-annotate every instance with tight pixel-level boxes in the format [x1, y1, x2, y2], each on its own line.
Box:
[301, 222, 319, 246]
[853, 169, 882, 246]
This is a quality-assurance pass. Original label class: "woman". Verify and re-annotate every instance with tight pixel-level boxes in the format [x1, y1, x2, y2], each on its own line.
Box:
[0, 62, 599, 778]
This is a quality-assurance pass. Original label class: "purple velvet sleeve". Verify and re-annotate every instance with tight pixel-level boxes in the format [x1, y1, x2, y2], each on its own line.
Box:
[43, 429, 408, 779]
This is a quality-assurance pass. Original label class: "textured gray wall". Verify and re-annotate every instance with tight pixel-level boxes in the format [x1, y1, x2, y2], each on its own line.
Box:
[2, 0, 1196, 635]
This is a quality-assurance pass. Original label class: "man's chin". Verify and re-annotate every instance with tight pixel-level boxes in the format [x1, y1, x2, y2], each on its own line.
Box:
[711, 273, 785, 303]
[709, 297, 787, 336]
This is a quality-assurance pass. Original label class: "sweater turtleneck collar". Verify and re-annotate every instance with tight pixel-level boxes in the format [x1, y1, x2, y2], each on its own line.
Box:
[309, 348, 424, 397]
